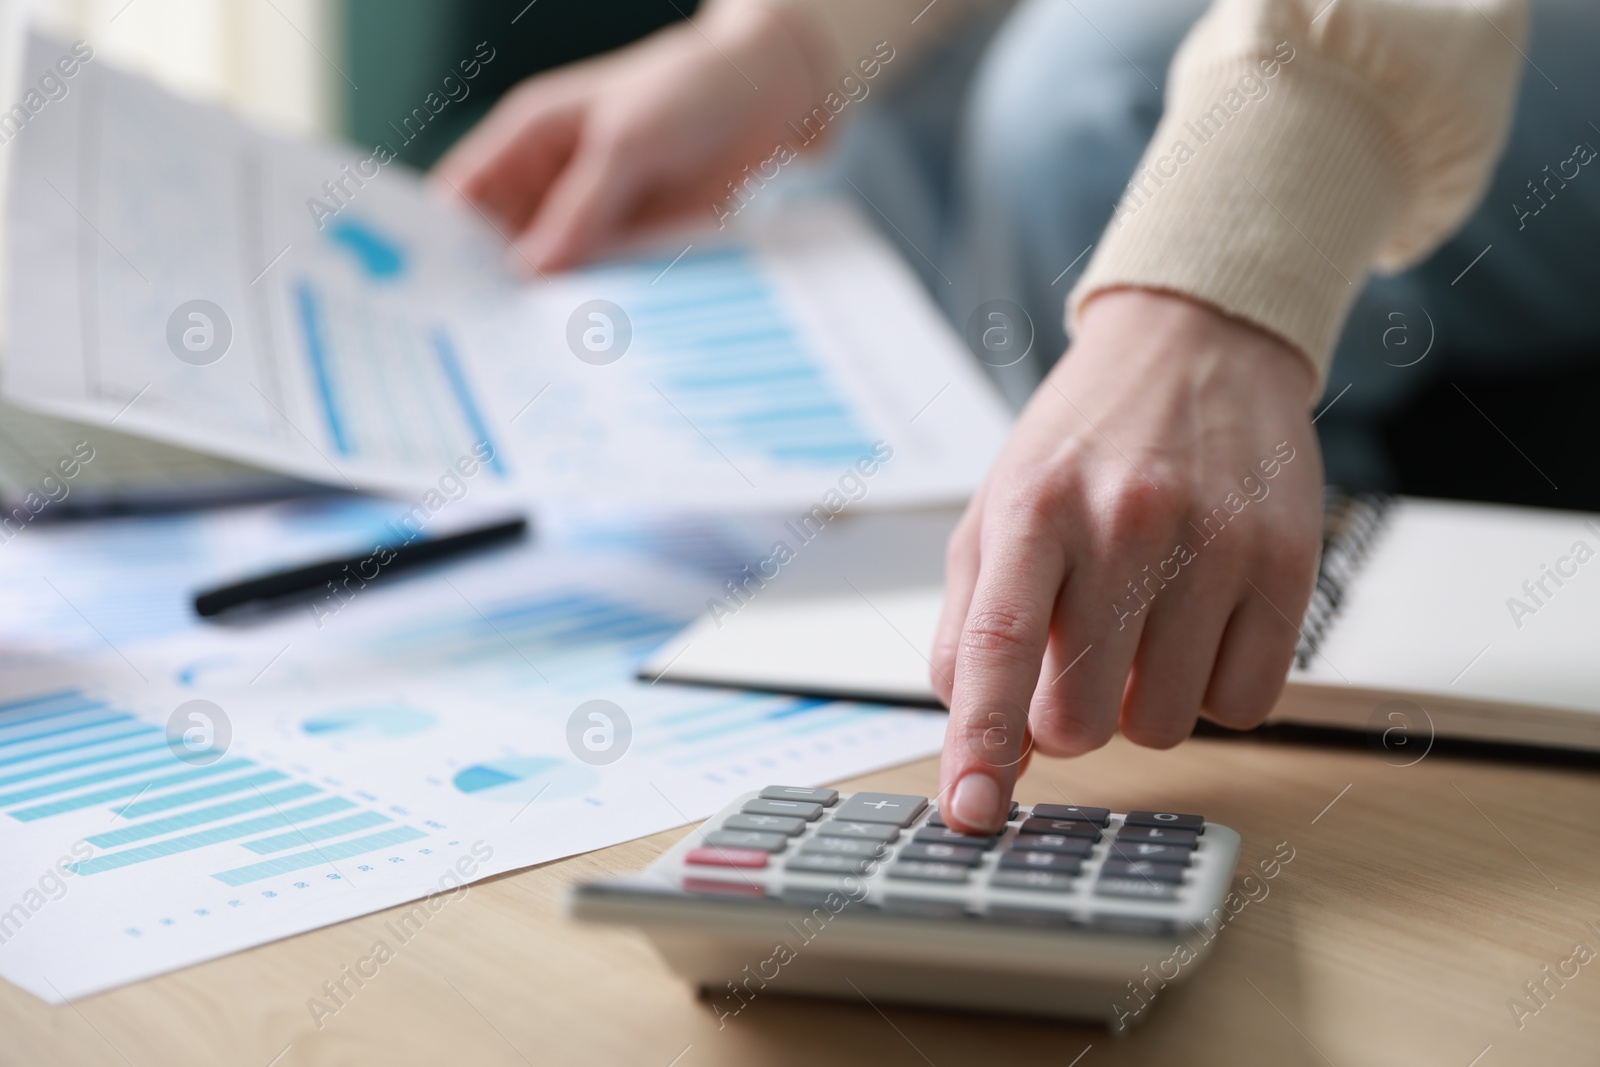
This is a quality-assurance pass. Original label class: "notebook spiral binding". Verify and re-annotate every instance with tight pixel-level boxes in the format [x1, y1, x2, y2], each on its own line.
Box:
[1295, 491, 1394, 670]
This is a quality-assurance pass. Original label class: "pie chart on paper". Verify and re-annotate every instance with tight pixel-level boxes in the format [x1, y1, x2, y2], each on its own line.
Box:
[451, 756, 599, 802]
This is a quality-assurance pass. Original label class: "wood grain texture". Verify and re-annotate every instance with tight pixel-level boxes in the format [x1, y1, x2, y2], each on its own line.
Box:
[3, 731, 1597, 1067]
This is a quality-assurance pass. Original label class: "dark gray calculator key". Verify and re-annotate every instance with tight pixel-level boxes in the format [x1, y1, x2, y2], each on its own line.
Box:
[912, 827, 999, 849]
[1028, 804, 1110, 826]
[799, 836, 886, 858]
[886, 861, 971, 884]
[703, 829, 789, 852]
[786, 852, 873, 875]
[1007, 834, 1094, 857]
[1108, 842, 1191, 865]
[998, 850, 1083, 874]
[833, 792, 928, 826]
[1101, 859, 1187, 883]
[1018, 817, 1101, 840]
[723, 813, 806, 836]
[1096, 876, 1180, 901]
[899, 842, 984, 866]
[927, 801, 1017, 827]
[1113, 825, 1198, 848]
[759, 785, 839, 805]
[1123, 811, 1205, 832]
[990, 869, 1079, 893]
[883, 896, 967, 919]
[741, 798, 824, 820]
[816, 820, 900, 842]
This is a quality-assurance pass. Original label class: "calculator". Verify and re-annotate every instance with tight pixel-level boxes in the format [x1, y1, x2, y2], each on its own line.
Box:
[570, 786, 1241, 1026]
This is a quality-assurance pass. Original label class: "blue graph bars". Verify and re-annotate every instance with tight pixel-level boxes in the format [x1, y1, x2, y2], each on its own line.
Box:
[112, 769, 291, 820]
[212, 826, 428, 886]
[0, 725, 159, 770]
[0, 738, 170, 787]
[67, 797, 359, 875]
[86, 783, 324, 847]
[606, 247, 875, 468]
[9, 758, 260, 821]
[1, 691, 431, 883]
[241, 810, 390, 854]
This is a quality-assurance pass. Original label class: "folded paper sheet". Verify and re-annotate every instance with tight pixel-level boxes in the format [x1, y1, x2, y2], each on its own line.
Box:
[4, 34, 1011, 509]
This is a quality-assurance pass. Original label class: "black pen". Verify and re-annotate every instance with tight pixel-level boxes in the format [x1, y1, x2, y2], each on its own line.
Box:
[193, 516, 530, 617]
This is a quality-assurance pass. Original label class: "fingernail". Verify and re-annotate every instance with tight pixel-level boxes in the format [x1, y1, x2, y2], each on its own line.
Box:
[950, 773, 1001, 831]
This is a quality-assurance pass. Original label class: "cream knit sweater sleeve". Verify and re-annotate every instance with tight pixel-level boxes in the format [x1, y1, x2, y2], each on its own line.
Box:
[1067, 0, 1530, 380]
[746, 0, 1529, 384]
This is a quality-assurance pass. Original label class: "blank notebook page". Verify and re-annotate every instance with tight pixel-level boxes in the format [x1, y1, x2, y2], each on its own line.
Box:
[1298, 498, 1600, 714]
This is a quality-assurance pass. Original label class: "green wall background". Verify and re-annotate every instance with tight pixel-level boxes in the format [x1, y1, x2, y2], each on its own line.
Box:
[339, 0, 699, 168]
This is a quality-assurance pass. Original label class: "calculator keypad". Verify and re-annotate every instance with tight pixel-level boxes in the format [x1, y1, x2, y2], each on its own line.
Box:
[678, 786, 1224, 929]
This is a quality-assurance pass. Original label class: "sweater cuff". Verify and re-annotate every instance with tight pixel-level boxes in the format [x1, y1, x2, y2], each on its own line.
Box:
[1067, 52, 1404, 384]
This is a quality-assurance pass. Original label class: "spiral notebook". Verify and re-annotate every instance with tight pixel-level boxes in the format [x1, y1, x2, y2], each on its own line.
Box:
[640, 496, 1600, 751]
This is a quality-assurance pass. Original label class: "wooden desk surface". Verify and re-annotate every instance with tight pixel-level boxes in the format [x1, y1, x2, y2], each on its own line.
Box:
[4, 731, 1598, 1067]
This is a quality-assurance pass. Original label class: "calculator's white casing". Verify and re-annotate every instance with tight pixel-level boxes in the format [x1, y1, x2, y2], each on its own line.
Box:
[570, 790, 1241, 1026]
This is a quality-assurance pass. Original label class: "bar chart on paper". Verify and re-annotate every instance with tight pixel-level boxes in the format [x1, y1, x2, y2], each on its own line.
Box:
[0, 688, 451, 1002]
[0, 689, 441, 877]
[9, 31, 1013, 503]
[600, 247, 878, 468]
[0, 499, 949, 1003]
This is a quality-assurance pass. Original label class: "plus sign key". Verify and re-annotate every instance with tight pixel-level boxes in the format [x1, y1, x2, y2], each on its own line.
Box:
[833, 792, 928, 827]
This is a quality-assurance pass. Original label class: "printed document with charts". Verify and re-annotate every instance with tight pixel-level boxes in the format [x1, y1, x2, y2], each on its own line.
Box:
[4, 32, 1011, 508]
[0, 498, 949, 1003]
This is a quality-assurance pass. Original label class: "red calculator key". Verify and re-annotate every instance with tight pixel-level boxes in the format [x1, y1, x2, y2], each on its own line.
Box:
[685, 846, 768, 869]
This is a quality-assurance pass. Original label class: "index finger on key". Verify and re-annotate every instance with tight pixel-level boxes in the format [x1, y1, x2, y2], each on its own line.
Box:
[938, 515, 1067, 834]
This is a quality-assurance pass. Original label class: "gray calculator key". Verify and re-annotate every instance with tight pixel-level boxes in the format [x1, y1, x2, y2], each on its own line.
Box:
[1018, 817, 1101, 840]
[1123, 811, 1205, 832]
[786, 852, 873, 875]
[704, 829, 789, 852]
[723, 813, 806, 835]
[1108, 842, 1191, 865]
[913, 826, 999, 849]
[986, 903, 1076, 926]
[1096, 876, 1180, 901]
[997, 850, 1082, 874]
[759, 785, 839, 805]
[1101, 859, 1186, 882]
[1008, 834, 1094, 857]
[742, 798, 824, 820]
[816, 820, 900, 842]
[1029, 804, 1110, 826]
[1113, 825, 1198, 848]
[883, 896, 967, 919]
[800, 836, 886, 858]
[927, 801, 1017, 827]
[834, 792, 928, 826]
[899, 842, 984, 866]
[886, 861, 971, 883]
[990, 869, 1078, 893]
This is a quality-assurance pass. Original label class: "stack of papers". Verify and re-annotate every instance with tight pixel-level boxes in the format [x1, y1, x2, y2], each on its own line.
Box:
[0, 499, 950, 1001]
[0, 33, 1010, 1001]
